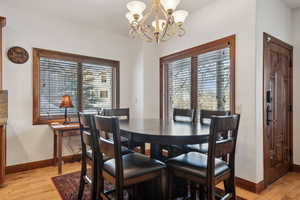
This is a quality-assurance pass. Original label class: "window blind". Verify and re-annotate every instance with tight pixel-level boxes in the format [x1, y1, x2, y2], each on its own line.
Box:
[167, 57, 191, 118]
[197, 47, 230, 111]
[82, 63, 113, 112]
[40, 57, 78, 117]
[39, 58, 115, 118]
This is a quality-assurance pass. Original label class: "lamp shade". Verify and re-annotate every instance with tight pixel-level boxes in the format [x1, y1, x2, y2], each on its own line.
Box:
[173, 10, 189, 23]
[126, 12, 143, 23]
[161, 0, 181, 11]
[127, 1, 146, 15]
[126, 12, 135, 23]
[59, 95, 74, 108]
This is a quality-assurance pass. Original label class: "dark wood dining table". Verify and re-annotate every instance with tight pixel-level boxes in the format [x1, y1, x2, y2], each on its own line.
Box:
[119, 118, 210, 199]
[120, 118, 210, 159]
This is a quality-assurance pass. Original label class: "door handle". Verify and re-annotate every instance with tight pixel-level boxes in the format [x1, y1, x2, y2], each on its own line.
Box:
[266, 105, 272, 126]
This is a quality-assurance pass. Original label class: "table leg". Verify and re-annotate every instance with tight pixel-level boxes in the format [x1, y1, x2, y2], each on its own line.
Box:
[57, 131, 63, 174]
[53, 132, 57, 165]
[150, 144, 163, 160]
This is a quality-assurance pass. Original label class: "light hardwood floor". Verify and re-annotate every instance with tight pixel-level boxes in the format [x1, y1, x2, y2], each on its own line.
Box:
[0, 162, 299, 200]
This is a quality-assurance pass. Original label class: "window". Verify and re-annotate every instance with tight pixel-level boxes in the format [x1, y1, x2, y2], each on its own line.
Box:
[197, 47, 231, 111]
[160, 35, 235, 120]
[33, 48, 120, 125]
[167, 57, 191, 118]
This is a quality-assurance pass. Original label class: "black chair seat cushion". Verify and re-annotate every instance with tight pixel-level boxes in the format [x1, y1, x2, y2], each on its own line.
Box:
[166, 152, 230, 178]
[103, 153, 166, 180]
[86, 146, 133, 161]
[185, 143, 208, 154]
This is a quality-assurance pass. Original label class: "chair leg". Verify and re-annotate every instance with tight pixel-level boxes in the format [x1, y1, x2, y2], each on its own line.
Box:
[78, 171, 85, 200]
[91, 161, 100, 200]
[116, 185, 124, 200]
[96, 175, 104, 200]
[160, 170, 167, 200]
[206, 185, 216, 200]
[198, 184, 205, 200]
[167, 171, 173, 200]
[190, 181, 197, 200]
[117, 190, 124, 200]
[78, 158, 87, 200]
[224, 175, 236, 199]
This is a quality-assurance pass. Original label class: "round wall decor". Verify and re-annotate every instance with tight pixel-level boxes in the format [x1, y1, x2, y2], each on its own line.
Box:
[7, 46, 29, 64]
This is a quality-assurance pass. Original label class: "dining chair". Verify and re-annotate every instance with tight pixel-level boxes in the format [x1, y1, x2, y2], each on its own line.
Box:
[92, 115, 167, 200]
[77, 112, 133, 200]
[185, 109, 230, 154]
[163, 108, 196, 158]
[77, 112, 99, 200]
[166, 115, 240, 200]
[173, 108, 196, 123]
[200, 110, 230, 125]
[102, 108, 146, 154]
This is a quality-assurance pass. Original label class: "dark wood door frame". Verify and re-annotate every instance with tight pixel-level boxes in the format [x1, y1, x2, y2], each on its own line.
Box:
[263, 32, 293, 188]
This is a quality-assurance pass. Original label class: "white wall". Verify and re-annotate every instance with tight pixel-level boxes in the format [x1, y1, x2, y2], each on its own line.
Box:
[292, 8, 300, 165]
[0, 4, 142, 166]
[1, 0, 297, 185]
[153, 0, 258, 182]
[255, 0, 293, 181]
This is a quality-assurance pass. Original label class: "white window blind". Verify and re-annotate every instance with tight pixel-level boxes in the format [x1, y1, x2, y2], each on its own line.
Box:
[82, 63, 113, 112]
[197, 47, 230, 111]
[40, 57, 78, 117]
[167, 57, 191, 118]
[39, 58, 115, 118]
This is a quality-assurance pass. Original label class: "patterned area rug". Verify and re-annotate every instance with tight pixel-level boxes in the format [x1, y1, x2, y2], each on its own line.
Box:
[52, 171, 246, 200]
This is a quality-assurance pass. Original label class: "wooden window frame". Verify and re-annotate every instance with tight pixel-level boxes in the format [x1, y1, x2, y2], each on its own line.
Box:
[159, 35, 236, 120]
[32, 48, 120, 125]
[0, 17, 6, 90]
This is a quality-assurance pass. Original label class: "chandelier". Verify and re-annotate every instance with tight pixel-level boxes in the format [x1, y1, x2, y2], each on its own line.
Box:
[125, 0, 189, 44]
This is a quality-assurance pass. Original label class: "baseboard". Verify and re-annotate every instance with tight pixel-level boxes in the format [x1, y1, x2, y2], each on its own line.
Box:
[236, 177, 264, 193]
[5, 152, 265, 193]
[5, 154, 81, 174]
[293, 164, 300, 173]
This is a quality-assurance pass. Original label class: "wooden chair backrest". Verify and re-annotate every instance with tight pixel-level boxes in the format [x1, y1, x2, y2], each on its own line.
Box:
[207, 115, 240, 180]
[78, 112, 95, 151]
[103, 108, 130, 120]
[200, 110, 230, 125]
[173, 108, 196, 123]
[93, 115, 123, 169]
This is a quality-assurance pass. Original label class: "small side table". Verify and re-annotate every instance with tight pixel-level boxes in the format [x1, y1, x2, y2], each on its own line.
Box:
[49, 124, 80, 174]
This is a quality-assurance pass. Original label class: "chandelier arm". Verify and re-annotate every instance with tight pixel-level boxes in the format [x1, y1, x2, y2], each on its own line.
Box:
[160, 16, 172, 41]
[137, 25, 154, 42]
[159, 4, 169, 19]
[139, 2, 155, 24]
[139, 32, 154, 42]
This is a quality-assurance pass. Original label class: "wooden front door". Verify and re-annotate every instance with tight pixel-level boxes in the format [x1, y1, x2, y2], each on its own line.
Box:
[263, 33, 293, 186]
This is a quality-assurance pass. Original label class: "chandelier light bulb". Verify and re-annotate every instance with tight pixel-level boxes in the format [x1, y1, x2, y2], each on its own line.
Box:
[160, 0, 181, 11]
[152, 19, 166, 32]
[173, 10, 189, 24]
[126, 12, 135, 23]
[127, 1, 146, 15]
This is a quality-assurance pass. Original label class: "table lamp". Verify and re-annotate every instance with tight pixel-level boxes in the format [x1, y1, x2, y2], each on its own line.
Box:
[59, 95, 74, 124]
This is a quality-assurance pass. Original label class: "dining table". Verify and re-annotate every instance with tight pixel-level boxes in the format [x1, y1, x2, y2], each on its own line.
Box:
[120, 118, 210, 160]
[119, 118, 210, 199]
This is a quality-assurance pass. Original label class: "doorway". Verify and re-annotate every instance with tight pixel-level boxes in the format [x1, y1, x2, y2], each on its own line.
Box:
[263, 33, 293, 187]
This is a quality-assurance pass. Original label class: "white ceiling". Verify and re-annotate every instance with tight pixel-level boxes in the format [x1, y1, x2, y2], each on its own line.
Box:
[284, 0, 300, 8]
[1, 0, 214, 36]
